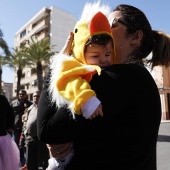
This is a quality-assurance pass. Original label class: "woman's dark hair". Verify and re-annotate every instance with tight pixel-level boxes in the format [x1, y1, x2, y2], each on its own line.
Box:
[113, 4, 170, 68]
[113, 5, 153, 60]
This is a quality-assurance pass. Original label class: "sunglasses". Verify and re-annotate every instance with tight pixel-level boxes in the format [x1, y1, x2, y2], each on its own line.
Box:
[108, 18, 136, 31]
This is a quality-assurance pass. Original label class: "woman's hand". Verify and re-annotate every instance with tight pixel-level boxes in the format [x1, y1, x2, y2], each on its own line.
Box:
[60, 31, 74, 55]
[47, 143, 73, 159]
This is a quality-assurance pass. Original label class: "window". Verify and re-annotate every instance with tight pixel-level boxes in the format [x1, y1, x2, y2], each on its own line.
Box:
[20, 29, 26, 38]
[31, 68, 36, 75]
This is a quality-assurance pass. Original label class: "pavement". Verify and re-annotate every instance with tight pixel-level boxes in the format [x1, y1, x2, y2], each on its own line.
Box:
[157, 121, 170, 170]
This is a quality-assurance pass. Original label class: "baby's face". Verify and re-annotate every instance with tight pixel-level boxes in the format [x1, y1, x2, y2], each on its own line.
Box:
[84, 40, 113, 67]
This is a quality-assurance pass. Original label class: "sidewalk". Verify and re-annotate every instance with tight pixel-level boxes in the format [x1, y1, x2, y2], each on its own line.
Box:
[157, 121, 170, 170]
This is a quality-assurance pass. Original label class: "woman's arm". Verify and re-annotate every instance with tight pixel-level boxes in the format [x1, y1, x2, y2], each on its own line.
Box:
[37, 75, 77, 144]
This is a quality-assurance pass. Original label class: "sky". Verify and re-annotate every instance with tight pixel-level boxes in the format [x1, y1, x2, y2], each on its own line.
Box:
[0, 0, 170, 83]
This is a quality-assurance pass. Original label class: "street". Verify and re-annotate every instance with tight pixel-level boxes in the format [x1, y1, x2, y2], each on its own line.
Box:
[157, 121, 170, 170]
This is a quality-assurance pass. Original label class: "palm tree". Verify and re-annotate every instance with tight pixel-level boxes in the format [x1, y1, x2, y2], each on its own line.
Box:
[23, 36, 55, 91]
[0, 56, 9, 94]
[0, 29, 10, 94]
[7, 47, 30, 97]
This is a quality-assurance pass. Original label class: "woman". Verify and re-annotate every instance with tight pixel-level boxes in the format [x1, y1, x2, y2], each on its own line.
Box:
[108, 5, 170, 67]
[37, 3, 170, 170]
[0, 95, 20, 170]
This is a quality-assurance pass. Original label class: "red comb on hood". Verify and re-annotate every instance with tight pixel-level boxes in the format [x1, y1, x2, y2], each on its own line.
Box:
[89, 11, 111, 35]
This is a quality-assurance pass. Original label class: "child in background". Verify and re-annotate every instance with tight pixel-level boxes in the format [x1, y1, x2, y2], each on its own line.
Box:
[0, 95, 20, 170]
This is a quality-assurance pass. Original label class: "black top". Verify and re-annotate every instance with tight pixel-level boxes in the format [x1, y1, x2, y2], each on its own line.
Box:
[37, 64, 161, 170]
[11, 98, 32, 130]
[0, 95, 14, 136]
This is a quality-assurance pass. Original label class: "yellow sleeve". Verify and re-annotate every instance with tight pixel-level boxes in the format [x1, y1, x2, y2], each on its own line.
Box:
[56, 59, 97, 115]
[61, 76, 96, 115]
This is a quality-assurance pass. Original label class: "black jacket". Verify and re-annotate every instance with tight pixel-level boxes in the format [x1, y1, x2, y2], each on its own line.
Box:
[11, 99, 32, 130]
[37, 64, 161, 170]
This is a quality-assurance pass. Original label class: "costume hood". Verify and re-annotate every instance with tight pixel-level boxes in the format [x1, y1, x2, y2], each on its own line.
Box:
[49, 1, 115, 118]
[72, 1, 115, 64]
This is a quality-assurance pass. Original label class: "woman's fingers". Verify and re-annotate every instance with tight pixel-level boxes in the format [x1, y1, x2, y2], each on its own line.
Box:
[47, 143, 73, 159]
[60, 31, 74, 55]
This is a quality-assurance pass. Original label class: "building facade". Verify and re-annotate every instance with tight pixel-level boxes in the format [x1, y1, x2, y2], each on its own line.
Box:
[1, 81, 13, 102]
[13, 6, 76, 100]
[160, 67, 170, 120]
[150, 66, 170, 120]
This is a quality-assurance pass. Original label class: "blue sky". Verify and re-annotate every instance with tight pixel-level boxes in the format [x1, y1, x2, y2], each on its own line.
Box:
[0, 0, 170, 83]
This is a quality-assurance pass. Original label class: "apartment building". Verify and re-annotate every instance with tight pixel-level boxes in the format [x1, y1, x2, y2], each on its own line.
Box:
[13, 6, 76, 100]
[150, 66, 170, 120]
[159, 66, 170, 120]
[1, 81, 13, 102]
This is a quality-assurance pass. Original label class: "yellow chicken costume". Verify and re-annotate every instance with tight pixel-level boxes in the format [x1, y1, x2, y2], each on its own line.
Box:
[49, 1, 115, 119]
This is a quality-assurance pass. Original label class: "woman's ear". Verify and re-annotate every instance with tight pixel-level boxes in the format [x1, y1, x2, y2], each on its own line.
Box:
[130, 30, 143, 45]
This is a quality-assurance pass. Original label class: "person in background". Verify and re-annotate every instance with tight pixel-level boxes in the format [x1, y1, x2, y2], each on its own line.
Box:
[23, 90, 49, 170]
[11, 89, 32, 166]
[37, 2, 170, 170]
[47, 3, 114, 169]
[0, 94, 20, 170]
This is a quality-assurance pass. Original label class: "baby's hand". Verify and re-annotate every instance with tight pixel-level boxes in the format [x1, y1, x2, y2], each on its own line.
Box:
[89, 104, 103, 120]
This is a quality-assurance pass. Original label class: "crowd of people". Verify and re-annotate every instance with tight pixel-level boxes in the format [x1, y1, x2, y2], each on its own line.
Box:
[1, 1, 170, 170]
[0, 90, 49, 170]
[20, 90, 49, 170]
[11, 89, 33, 167]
